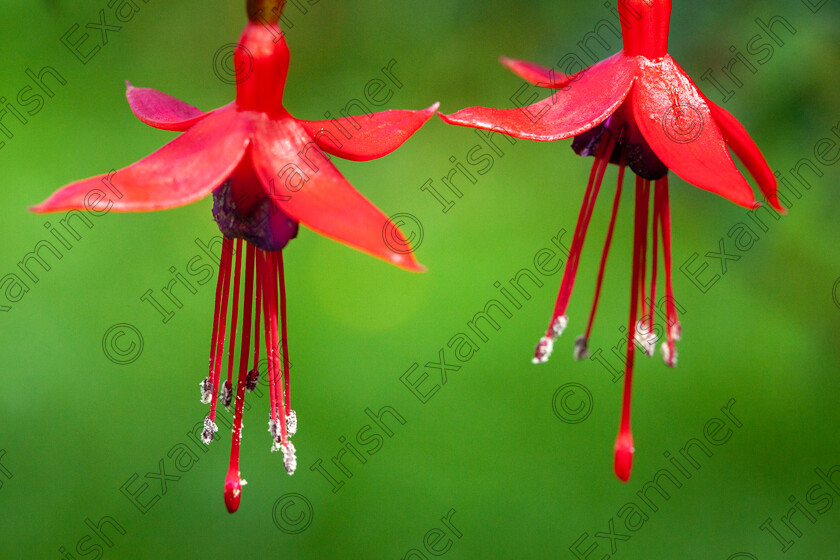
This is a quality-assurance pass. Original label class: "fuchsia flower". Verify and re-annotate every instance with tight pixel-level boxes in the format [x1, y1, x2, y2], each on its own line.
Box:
[441, 0, 780, 482]
[33, 0, 436, 512]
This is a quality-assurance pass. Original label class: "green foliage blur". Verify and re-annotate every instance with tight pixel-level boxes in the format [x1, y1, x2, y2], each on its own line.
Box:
[1, 1, 838, 558]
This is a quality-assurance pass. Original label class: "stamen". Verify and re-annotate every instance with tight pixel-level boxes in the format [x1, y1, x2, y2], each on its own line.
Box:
[534, 132, 617, 363]
[636, 180, 650, 332]
[209, 238, 235, 425]
[277, 252, 291, 418]
[250, 259, 263, 391]
[648, 186, 661, 331]
[206, 242, 227, 397]
[257, 251, 276, 425]
[577, 160, 626, 358]
[554, 134, 616, 317]
[260, 250, 289, 449]
[223, 240, 244, 409]
[657, 177, 680, 367]
[269, 251, 290, 445]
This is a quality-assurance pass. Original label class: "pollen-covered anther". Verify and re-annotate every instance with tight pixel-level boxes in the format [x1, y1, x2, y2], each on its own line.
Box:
[670, 323, 682, 342]
[200, 377, 213, 404]
[532, 336, 555, 364]
[202, 416, 219, 444]
[661, 341, 678, 367]
[634, 321, 658, 357]
[268, 418, 278, 441]
[220, 380, 233, 409]
[245, 367, 260, 392]
[550, 315, 569, 338]
[573, 336, 590, 360]
[286, 410, 297, 437]
[282, 442, 297, 475]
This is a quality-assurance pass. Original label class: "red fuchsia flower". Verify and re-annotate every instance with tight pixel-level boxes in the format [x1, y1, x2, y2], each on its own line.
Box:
[441, 0, 780, 482]
[33, 0, 436, 512]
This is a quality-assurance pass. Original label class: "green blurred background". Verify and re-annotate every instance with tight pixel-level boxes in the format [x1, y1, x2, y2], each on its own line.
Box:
[1, 1, 839, 558]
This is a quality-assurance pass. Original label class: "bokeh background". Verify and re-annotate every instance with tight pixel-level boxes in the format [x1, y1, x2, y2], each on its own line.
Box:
[1, 1, 839, 558]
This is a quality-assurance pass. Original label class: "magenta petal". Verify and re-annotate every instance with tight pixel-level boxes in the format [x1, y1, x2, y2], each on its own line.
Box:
[500, 56, 575, 88]
[32, 106, 252, 213]
[632, 56, 755, 208]
[126, 82, 213, 131]
[250, 114, 424, 272]
[297, 103, 438, 162]
[440, 53, 637, 142]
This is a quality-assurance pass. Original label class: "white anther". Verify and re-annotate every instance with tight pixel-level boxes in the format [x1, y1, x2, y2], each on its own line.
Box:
[283, 442, 297, 475]
[661, 342, 678, 367]
[550, 316, 569, 338]
[573, 336, 590, 361]
[219, 383, 233, 410]
[670, 323, 682, 342]
[634, 321, 658, 357]
[201, 417, 218, 445]
[199, 378, 212, 404]
[532, 336, 555, 364]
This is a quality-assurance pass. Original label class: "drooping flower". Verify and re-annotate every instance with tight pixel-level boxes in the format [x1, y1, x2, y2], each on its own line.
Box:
[440, 0, 779, 482]
[33, 0, 436, 512]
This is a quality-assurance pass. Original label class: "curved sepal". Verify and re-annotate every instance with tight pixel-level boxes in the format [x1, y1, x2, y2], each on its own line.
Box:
[706, 99, 783, 212]
[32, 106, 251, 213]
[297, 103, 438, 162]
[126, 82, 212, 131]
[250, 114, 424, 272]
[500, 56, 575, 88]
[440, 53, 637, 142]
[632, 56, 755, 208]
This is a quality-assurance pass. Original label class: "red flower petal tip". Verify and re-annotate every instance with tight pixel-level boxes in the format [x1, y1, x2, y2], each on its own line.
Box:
[391, 252, 426, 274]
[613, 432, 635, 483]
